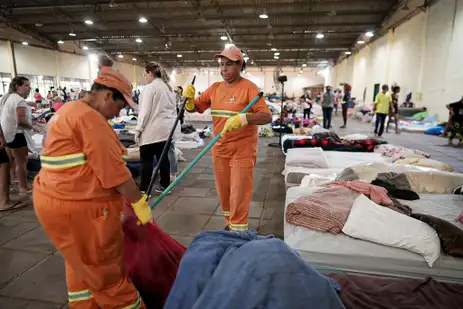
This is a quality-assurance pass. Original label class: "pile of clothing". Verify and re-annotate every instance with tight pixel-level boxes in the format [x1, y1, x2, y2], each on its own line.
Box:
[283, 135, 386, 153]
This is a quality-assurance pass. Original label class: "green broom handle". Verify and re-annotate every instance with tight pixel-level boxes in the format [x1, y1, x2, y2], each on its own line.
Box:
[150, 91, 264, 209]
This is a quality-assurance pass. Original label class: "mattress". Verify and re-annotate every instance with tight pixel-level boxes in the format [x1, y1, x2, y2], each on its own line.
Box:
[283, 150, 391, 187]
[400, 122, 437, 133]
[284, 186, 463, 283]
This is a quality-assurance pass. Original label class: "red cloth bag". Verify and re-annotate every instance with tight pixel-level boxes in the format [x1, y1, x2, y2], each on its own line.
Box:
[123, 203, 186, 308]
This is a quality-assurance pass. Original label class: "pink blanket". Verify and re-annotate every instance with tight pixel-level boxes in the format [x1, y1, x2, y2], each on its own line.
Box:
[332, 180, 393, 206]
[286, 185, 360, 234]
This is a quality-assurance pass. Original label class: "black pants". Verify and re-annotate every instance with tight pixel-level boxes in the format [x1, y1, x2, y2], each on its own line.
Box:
[322, 107, 333, 129]
[139, 140, 170, 191]
[375, 113, 388, 137]
[341, 104, 348, 126]
[303, 108, 311, 119]
[177, 107, 184, 125]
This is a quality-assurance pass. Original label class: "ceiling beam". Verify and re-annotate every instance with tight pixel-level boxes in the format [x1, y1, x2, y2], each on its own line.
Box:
[5, 0, 392, 11]
[47, 23, 378, 40]
[0, 13, 56, 48]
[11, 11, 387, 25]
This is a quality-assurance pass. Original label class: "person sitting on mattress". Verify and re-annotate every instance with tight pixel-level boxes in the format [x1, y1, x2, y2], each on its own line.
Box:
[446, 97, 463, 146]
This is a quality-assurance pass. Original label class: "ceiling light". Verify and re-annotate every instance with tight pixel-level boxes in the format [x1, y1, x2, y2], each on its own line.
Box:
[345, 51, 352, 55]
[69, 32, 76, 36]
[118, 54, 123, 58]
[259, 14, 268, 19]
[82, 46, 89, 50]
[302, 63, 307, 67]
[177, 54, 182, 58]
[274, 56, 279, 59]
[35, 23, 43, 27]
[366, 31, 374, 37]
[357, 40, 365, 44]
[85, 20, 93, 25]
[132, 57, 137, 61]
[139, 17, 148, 23]
[22, 42, 28, 46]
[271, 48, 277, 51]
[220, 36, 228, 41]
[57, 40, 64, 44]
[316, 33, 324, 39]
[135, 38, 143, 43]
[274, 52, 280, 56]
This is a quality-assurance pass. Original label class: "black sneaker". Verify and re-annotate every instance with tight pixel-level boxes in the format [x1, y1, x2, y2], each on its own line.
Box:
[154, 186, 171, 194]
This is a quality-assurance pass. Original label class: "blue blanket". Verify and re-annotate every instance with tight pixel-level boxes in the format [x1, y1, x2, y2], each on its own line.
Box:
[164, 230, 344, 309]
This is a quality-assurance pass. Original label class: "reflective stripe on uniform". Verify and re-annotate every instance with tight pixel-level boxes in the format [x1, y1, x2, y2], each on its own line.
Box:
[68, 289, 93, 303]
[40, 153, 87, 169]
[222, 211, 230, 217]
[40, 153, 128, 168]
[211, 109, 251, 118]
[123, 293, 142, 309]
[230, 223, 248, 231]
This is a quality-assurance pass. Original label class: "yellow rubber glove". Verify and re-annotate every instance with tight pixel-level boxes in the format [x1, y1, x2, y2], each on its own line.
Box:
[182, 85, 196, 112]
[131, 194, 152, 225]
[222, 114, 248, 135]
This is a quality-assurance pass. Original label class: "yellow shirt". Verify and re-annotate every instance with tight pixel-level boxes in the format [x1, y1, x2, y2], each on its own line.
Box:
[375, 92, 392, 114]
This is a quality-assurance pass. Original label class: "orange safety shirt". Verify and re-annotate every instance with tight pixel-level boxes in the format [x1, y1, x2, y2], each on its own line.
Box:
[34, 100, 132, 201]
[195, 78, 270, 157]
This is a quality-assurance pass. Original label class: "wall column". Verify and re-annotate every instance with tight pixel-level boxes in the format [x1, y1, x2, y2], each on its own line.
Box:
[7, 41, 17, 77]
[385, 29, 395, 84]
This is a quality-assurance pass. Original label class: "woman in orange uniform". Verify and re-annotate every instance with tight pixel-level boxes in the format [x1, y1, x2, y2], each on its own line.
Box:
[183, 45, 272, 232]
[33, 68, 151, 309]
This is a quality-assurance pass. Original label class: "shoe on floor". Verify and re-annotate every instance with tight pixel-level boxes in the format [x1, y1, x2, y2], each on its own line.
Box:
[224, 225, 230, 231]
[154, 186, 171, 195]
[340, 125, 346, 128]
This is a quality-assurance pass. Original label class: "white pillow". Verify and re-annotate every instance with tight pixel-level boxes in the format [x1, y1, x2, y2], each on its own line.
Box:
[285, 148, 329, 168]
[342, 194, 441, 267]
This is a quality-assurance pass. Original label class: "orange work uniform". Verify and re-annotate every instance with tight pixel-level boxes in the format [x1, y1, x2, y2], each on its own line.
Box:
[33, 101, 145, 309]
[194, 78, 270, 231]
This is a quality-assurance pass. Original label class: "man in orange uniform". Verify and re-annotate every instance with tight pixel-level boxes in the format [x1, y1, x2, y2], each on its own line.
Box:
[33, 68, 152, 309]
[183, 45, 272, 232]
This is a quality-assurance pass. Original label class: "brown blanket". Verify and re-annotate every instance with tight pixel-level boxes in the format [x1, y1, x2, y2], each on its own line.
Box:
[286, 185, 360, 234]
[327, 273, 463, 309]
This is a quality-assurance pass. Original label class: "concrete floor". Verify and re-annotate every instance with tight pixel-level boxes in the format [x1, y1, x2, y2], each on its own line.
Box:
[0, 115, 462, 308]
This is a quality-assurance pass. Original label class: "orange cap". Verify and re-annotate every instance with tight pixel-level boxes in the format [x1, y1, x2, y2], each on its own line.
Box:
[215, 45, 244, 63]
[94, 67, 137, 110]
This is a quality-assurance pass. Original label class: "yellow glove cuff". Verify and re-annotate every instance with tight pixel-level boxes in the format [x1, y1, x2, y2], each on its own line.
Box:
[132, 194, 148, 208]
[185, 100, 196, 112]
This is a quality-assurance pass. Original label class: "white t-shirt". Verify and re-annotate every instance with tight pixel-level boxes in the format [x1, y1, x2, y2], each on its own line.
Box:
[135, 79, 177, 145]
[0, 93, 28, 143]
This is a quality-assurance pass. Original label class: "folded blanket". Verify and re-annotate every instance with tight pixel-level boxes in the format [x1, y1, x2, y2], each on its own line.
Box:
[286, 185, 360, 234]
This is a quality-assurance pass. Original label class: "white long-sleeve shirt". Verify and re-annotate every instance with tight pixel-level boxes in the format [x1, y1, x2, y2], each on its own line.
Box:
[135, 79, 179, 146]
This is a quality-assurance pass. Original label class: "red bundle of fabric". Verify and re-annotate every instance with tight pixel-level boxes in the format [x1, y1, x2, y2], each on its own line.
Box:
[123, 203, 186, 308]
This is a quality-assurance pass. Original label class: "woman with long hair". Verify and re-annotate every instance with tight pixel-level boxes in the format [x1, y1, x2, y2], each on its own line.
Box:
[135, 62, 177, 194]
[0, 76, 34, 194]
[386, 84, 400, 134]
[340, 83, 351, 128]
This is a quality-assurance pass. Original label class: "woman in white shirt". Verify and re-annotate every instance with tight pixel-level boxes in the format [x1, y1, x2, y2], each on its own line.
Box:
[135, 62, 177, 194]
[0, 76, 34, 194]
